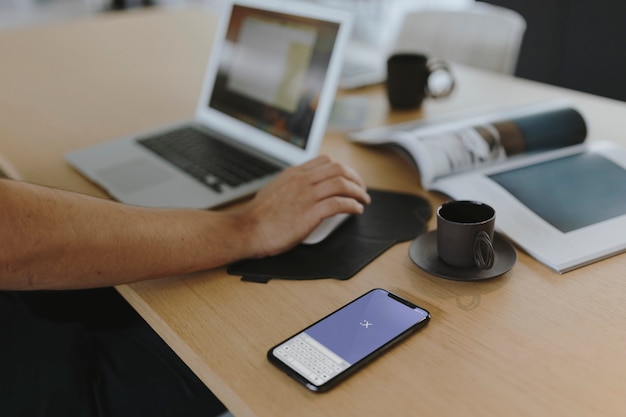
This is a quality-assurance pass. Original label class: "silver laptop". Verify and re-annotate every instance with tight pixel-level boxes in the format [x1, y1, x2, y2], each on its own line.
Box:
[66, 0, 352, 209]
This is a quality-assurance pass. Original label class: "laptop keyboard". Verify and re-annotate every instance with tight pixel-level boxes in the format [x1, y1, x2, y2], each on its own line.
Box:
[138, 127, 281, 193]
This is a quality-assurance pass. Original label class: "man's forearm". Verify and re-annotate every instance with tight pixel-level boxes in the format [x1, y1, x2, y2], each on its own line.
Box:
[0, 180, 252, 290]
[0, 156, 371, 290]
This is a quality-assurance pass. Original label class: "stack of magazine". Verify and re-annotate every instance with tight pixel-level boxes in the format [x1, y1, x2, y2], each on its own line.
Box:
[348, 100, 626, 273]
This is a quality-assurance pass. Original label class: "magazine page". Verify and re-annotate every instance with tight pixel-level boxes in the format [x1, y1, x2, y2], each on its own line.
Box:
[347, 100, 588, 188]
[432, 141, 626, 273]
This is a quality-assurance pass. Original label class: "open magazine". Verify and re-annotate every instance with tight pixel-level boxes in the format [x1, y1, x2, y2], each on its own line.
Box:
[348, 101, 626, 273]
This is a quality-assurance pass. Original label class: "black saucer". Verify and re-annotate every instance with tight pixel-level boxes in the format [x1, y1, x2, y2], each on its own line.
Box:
[409, 231, 517, 281]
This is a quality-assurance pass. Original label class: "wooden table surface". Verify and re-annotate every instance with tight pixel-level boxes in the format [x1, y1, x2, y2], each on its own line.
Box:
[2, 8, 626, 417]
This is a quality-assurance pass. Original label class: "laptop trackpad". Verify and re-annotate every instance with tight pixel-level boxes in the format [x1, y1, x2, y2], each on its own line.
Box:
[97, 158, 176, 194]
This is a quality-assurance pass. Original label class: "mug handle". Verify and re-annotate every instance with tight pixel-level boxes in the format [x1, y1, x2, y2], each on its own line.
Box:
[425, 59, 455, 99]
[473, 231, 495, 270]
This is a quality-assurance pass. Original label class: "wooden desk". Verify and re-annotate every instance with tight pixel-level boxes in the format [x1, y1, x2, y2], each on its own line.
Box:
[2, 8, 626, 417]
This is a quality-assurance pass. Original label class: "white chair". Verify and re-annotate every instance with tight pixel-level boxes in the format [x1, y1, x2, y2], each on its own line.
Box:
[391, 2, 526, 75]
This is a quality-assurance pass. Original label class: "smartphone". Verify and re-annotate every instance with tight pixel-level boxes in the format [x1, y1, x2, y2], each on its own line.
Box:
[267, 288, 430, 392]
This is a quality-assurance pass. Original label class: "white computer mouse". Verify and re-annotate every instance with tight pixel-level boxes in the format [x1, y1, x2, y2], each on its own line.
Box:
[302, 213, 351, 245]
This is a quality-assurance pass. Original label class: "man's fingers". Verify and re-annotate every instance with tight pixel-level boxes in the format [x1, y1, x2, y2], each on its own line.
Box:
[298, 155, 333, 171]
[301, 157, 367, 190]
[310, 176, 370, 206]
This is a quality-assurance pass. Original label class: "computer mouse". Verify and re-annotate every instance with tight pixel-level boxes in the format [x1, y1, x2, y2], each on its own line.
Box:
[302, 213, 351, 245]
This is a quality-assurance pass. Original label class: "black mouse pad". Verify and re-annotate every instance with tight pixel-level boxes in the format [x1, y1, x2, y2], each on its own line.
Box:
[227, 189, 432, 283]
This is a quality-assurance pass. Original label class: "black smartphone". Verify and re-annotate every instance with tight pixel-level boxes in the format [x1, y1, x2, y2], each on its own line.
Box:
[267, 288, 431, 392]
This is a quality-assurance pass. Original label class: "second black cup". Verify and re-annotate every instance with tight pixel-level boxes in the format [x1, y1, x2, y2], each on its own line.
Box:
[386, 53, 455, 110]
[437, 200, 495, 270]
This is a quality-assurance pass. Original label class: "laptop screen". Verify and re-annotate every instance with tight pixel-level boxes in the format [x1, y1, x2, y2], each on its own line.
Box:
[208, 5, 340, 150]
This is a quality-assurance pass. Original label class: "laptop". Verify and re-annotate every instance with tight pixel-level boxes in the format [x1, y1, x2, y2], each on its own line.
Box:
[66, 0, 352, 209]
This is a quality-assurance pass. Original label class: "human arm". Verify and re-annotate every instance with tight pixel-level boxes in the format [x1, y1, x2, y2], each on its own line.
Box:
[0, 156, 370, 291]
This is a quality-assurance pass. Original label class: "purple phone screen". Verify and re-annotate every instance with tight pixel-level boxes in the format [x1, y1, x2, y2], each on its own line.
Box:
[304, 289, 429, 364]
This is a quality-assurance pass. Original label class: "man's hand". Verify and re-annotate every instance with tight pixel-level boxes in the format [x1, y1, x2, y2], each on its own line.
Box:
[0, 156, 368, 290]
[235, 155, 371, 258]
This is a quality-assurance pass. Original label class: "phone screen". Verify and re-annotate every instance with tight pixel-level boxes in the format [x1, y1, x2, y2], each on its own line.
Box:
[268, 288, 430, 392]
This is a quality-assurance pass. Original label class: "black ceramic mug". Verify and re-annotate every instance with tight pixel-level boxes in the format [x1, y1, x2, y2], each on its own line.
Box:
[386, 53, 455, 110]
[436, 200, 495, 270]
